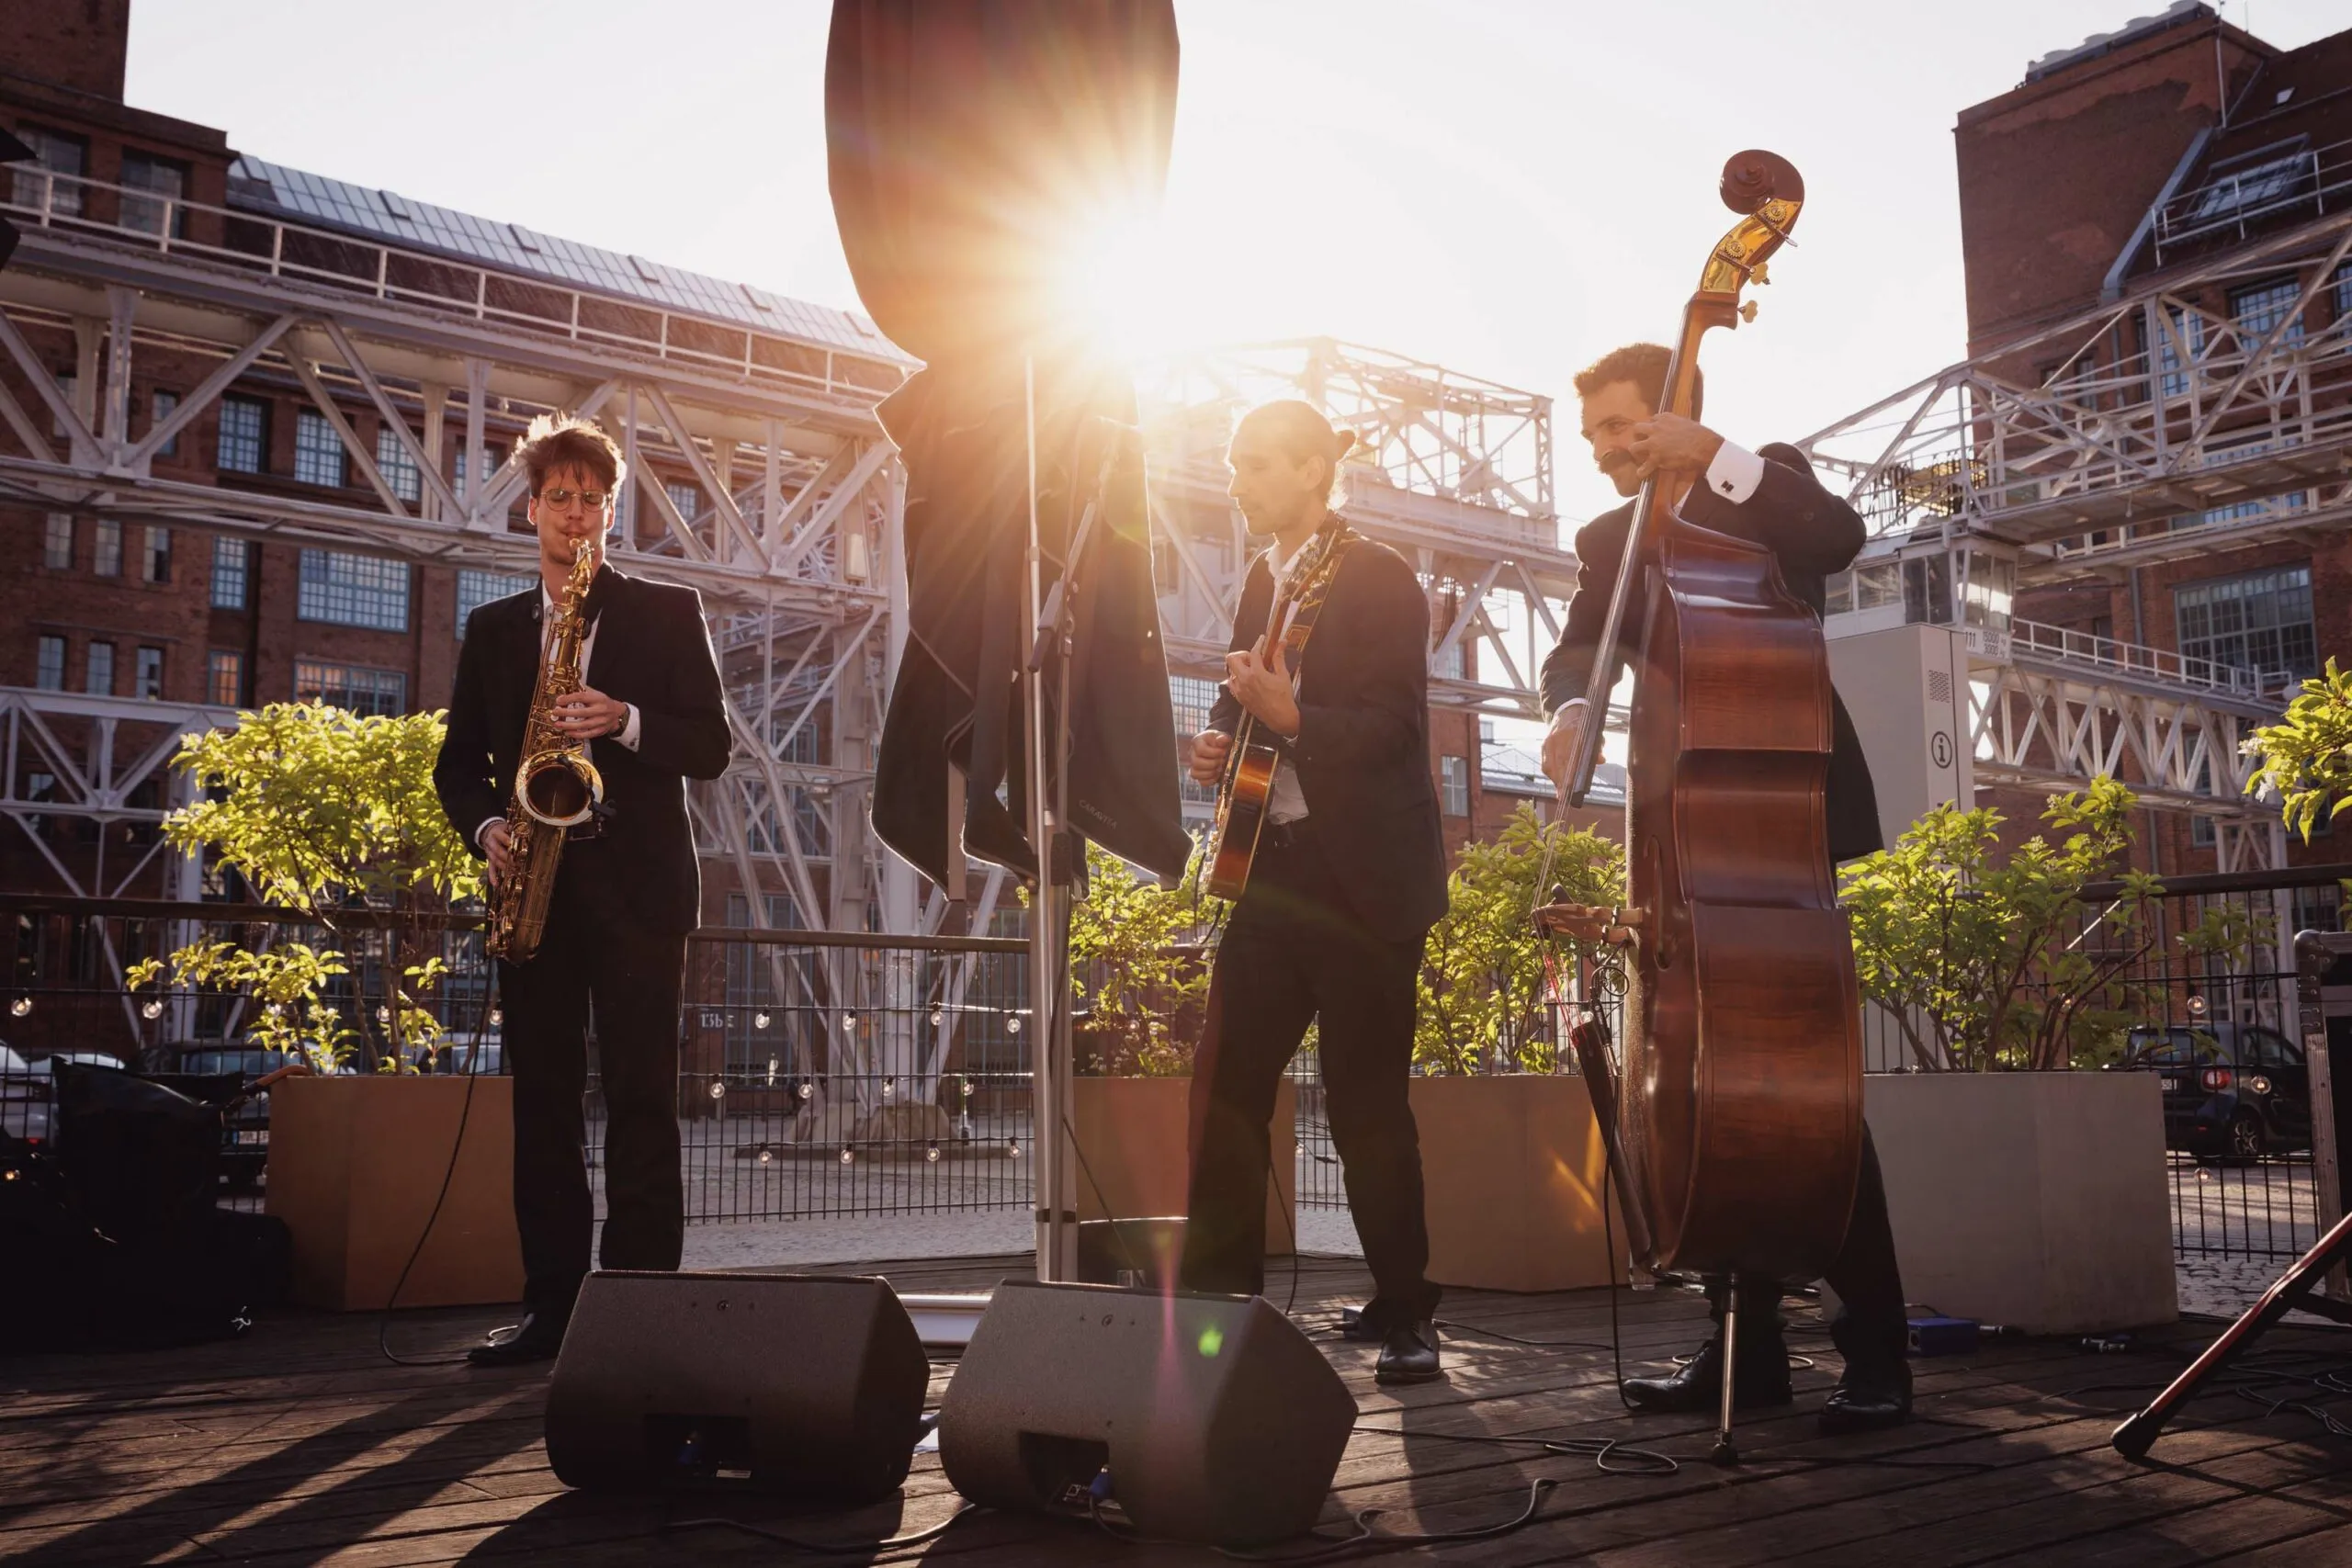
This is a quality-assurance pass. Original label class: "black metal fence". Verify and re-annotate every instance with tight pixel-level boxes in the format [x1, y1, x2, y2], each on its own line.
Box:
[5, 874, 2340, 1260]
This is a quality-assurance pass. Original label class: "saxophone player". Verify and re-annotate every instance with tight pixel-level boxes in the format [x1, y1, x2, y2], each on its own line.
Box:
[434, 413, 729, 1366]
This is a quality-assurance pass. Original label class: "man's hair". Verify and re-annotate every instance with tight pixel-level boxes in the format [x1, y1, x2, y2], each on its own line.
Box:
[1231, 398, 1360, 506]
[515, 412, 626, 496]
[1573, 343, 1703, 420]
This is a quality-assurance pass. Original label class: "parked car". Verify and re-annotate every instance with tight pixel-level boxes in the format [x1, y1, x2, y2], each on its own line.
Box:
[2120, 1022, 2312, 1161]
[0, 1042, 50, 1145]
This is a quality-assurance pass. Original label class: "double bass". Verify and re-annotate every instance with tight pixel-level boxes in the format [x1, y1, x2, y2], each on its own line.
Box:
[1541, 152, 1864, 1456]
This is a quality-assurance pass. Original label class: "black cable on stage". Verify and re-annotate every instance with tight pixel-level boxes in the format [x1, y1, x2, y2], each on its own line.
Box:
[665, 1503, 977, 1554]
[1088, 1478, 1555, 1564]
[377, 964, 500, 1368]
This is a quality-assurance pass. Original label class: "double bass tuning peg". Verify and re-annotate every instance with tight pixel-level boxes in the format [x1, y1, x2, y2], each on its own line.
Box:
[1739, 300, 1759, 324]
[1750, 261, 1770, 286]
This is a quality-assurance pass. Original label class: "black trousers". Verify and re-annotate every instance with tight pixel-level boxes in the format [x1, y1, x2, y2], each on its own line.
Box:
[1179, 823, 1439, 1327]
[1710, 1123, 1907, 1373]
[495, 865, 687, 1324]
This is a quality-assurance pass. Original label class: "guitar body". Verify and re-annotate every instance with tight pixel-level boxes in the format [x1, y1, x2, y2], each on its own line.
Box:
[1202, 521, 1357, 904]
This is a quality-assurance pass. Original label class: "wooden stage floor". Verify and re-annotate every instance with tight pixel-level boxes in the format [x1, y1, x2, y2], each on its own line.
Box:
[6, 1252, 2351, 1566]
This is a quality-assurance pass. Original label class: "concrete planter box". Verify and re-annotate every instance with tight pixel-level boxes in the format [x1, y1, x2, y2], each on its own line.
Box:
[1865, 1070, 2177, 1335]
[265, 1075, 525, 1311]
[1412, 1075, 1627, 1293]
[1069, 1077, 1295, 1254]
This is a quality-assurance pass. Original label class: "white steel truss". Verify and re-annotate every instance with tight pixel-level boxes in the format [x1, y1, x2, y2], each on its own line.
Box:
[0, 167, 913, 939]
[1797, 211, 2352, 857]
[1800, 209, 2352, 578]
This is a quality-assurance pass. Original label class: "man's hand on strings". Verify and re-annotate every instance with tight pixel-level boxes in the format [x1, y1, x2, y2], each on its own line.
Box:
[1627, 412, 1724, 481]
[1188, 729, 1232, 787]
[1225, 637, 1302, 739]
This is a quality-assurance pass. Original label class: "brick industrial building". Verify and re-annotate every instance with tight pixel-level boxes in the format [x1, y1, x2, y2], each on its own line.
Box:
[1808, 1, 2352, 940]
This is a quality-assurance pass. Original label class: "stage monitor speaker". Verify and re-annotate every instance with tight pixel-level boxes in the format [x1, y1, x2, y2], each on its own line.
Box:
[546, 1270, 928, 1502]
[937, 1279, 1355, 1546]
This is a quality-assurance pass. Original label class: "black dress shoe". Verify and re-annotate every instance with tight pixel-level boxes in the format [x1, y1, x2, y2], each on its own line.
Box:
[1623, 1336, 1793, 1414]
[467, 1312, 567, 1367]
[1818, 1359, 1912, 1434]
[1374, 1321, 1442, 1386]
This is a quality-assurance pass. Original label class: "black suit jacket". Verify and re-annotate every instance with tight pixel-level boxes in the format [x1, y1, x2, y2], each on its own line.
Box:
[1537, 443, 1884, 863]
[1212, 532, 1449, 942]
[435, 566, 731, 935]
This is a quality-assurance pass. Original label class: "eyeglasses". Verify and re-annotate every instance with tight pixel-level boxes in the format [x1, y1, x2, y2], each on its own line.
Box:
[537, 488, 613, 510]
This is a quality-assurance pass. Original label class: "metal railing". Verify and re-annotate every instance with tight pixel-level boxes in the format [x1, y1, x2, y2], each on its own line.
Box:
[6, 879, 2337, 1259]
[1, 167, 903, 406]
[2155, 136, 2352, 260]
[2003, 616, 2290, 701]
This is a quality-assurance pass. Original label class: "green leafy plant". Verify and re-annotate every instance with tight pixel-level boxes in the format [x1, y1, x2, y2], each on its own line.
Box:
[128, 703, 479, 1072]
[1065, 840, 1216, 1076]
[2244, 658, 2352, 841]
[1839, 777, 2173, 1072]
[1415, 806, 1623, 1076]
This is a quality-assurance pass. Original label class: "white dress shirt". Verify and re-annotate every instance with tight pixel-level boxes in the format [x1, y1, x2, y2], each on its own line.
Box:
[1551, 440, 1766, 722]
[474, 584, 640, 850]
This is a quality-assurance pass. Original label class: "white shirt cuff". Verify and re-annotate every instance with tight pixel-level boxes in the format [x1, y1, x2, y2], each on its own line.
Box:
[616, 703, 642, 751]
[1703, 440, 1766, 504]
[1552, 697, 1589, 720]
[475, 817, 503, 851]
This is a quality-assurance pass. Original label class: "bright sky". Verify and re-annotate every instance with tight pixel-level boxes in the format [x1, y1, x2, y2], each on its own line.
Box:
[126, 0, 2345, 534]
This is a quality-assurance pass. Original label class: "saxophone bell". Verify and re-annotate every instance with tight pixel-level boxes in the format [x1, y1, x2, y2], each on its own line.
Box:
[518, 747, 604, 829]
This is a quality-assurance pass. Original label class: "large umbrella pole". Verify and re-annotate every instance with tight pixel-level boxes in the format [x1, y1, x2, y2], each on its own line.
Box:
[1023, 355, 1079, 1282]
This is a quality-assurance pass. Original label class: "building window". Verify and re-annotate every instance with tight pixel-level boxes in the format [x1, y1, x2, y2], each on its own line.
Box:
[2293, 883, 2342, 935]
[209, 536, 250, 609]
[207, 649, 246, 706]
[456, 569, 532, 630]
[1440, 755, 1469, 818]
[118, 151, 188, 238]
[11, 126, 85, 217]
[293, 409, 347, 488]
[217, 395, 266, 473]
[665, 480, 701, 524]
[1432, 637, 1465, 681]
[2335, 262, 2352, 322]
[2190, 815, 2216, 850]
[453, 443, 505, 499]
[2175, 565, 2317, 684]
[2153, 308, 2206, 400]
[35, 636, 65, 691]
[375, 423, 422, 503]
[149, 389, 180, 457]
[141, 526, 171, 584]
[2230, 278, 2306, 346]
[85, 640, 115, 696]
[298, 548, 410, 631]
[42, 513, 73, 570]
[294, 659, 406, 717]
[2180, 146, 2312, 230]
[133, 646, 164, 700]
[93, 518, 121, 577]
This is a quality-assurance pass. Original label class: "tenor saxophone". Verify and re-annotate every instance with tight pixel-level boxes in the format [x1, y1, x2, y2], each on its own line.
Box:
[485, 538, 605, 964]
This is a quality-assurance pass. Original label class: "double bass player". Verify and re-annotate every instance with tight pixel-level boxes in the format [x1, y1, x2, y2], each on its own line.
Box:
[1539, 343, 1912, 1435]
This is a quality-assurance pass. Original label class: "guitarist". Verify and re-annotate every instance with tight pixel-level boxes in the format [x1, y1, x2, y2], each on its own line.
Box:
[1181, 399, 1449, 1385]
[1536, 343, 1910, 1434]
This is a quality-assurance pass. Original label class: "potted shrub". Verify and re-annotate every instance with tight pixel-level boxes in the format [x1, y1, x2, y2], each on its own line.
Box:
[127, 703, 520, 1311]
[1410, 806, 1627, 1292]
[1063, 844, 1295, 1252]
[1838, 777, 2224, 1333]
